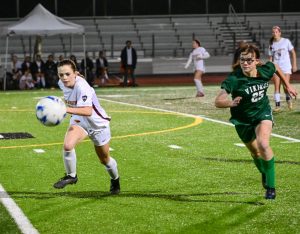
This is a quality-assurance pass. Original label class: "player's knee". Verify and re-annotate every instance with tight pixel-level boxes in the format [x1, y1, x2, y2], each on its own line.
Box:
[63, 143, 74, 152]
[257, 141, 270, 153]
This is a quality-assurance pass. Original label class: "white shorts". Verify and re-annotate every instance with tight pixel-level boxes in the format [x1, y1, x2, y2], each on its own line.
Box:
[70, 116, 111, 146]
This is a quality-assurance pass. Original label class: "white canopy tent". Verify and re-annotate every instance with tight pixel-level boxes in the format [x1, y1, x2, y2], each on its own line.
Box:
[1, 3, 86, 90]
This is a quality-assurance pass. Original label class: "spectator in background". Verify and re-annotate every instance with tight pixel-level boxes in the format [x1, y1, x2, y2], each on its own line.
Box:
[184, 39, 210, 97]
[58, 54, 64, 62]
[69, 54, 80, 71]
[269, 25, 297, 112]
[21, 55, 33, 75]
[80, 52, 94, 87]
[31, 54, 46, 89]
[44, 54, 58, 89]
[120, 40, 137, 87]
[7, 54, 22, 90]
[19, 69, 35, 90]
[96, 50, 109, 86]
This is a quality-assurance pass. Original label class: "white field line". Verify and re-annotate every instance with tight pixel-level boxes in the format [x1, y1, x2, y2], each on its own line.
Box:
[0, 184, 39, 234]
[100, 98, 300, 142]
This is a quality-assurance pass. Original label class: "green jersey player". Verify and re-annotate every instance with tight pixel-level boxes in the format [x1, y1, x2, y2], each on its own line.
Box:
[215, 44, 297, 199]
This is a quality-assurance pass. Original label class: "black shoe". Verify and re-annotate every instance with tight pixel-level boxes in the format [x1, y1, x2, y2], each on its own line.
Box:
[110, 177, 120, 195]
[53, 174, 78, 189]
[262, 173, 267, 189]
[265, 188, 276, 199]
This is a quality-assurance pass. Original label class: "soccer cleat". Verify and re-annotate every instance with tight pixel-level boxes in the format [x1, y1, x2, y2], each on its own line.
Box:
[265, 188, 276, 199]
[196, 92, 205, 97]
[262, 173, 267, 189]
[53, 174, 78, 189]
[110, 177, 120, 195]
[287, 101, 293, 110]
[273, 107, 281, 113]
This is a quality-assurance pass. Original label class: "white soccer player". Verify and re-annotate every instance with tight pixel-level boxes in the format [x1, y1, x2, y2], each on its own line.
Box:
[269, 25, 297, 111]
[53, 59, 120, 194]
[184, 39, 210, 97]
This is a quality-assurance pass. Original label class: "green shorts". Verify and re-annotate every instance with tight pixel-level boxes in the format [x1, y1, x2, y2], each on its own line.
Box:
[235, 124, 256, 143]
[234, 109, 273, 143]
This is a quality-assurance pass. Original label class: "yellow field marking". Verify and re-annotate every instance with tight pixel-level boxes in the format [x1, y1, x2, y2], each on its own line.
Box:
[0, 111, 203, 149]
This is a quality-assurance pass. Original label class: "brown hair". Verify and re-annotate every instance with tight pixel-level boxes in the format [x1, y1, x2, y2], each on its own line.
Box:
[232, 43, 260, 70]
[57, 59, 77, 71]
[269, 26, 281, 51]
[193, 39, 201, 47]
[57, 59, 85, 78]
[272, 25, 281, 32]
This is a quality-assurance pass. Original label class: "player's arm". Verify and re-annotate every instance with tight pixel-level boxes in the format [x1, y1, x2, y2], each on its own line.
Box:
[215, 89, 242, 108]
[66, 106, 93, 116]
[184, 53, 192, 69]
[290, 48, 297, 72]
[268, 55, 273, 62]
[274, 64, 298, 98]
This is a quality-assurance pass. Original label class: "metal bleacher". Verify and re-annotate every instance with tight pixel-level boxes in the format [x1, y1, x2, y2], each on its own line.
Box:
[1, 13, 299, 62]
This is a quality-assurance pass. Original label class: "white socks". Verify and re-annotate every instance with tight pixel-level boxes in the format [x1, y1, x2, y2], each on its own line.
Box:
[194, 79, 204, 93]
[274, 93, 281, 103]
[105, 157, 119, 180]
[63, 149, 77, 177]
[63, 149, 119, 180]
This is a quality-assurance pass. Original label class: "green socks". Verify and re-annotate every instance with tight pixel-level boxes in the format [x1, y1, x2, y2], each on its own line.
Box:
[254, 157, 275, 188]
[253, 158, 265, 174]
[262, 157, 275, 188]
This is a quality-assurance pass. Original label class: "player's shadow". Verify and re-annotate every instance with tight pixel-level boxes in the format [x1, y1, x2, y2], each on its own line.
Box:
[4, 190, 265, 206]
[203, 157, 300, 165]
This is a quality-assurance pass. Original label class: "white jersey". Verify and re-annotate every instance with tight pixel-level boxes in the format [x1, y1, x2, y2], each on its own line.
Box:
[185, 47, 210, 72]
[268, 37, 294, 74]
[58, 76, 110, 130]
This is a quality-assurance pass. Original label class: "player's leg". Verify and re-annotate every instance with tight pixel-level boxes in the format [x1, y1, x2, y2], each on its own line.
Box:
[53, 125, 87, 189]
[235, 124, 268, 192]
[245, 140, 263, 170]
[255, 120, 276, 199]
[282, 73, 292, 110]
[92, 126, 120, 194]
[273, 74, 281, 112]
[194, 70, 204, 97]
[245, 140, 267, 189]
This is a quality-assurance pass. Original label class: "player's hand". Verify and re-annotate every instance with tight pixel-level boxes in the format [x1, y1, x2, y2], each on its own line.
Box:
[231, 96, 242, 107]
[287, 85, 298, 99]
[292, 65, 298, 73]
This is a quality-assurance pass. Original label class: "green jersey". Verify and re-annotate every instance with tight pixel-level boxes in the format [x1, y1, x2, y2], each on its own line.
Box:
[221, 62, 276, 125]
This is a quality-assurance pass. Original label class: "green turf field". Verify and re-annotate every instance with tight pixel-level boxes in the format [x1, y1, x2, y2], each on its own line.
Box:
[0, 84, 299, 234]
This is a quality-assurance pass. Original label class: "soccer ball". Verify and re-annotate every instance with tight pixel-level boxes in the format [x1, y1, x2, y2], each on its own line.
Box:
[36, 96, 67, 126]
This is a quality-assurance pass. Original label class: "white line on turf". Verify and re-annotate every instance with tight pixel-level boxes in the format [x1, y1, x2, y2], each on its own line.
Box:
[168, 145, 182, 149]
[100, 98, 202, 119]
[100, 98, 300, 142]
[0, 184, 39, 234]
[33, 149, 45, 153]
[234, 143, 246, 147]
